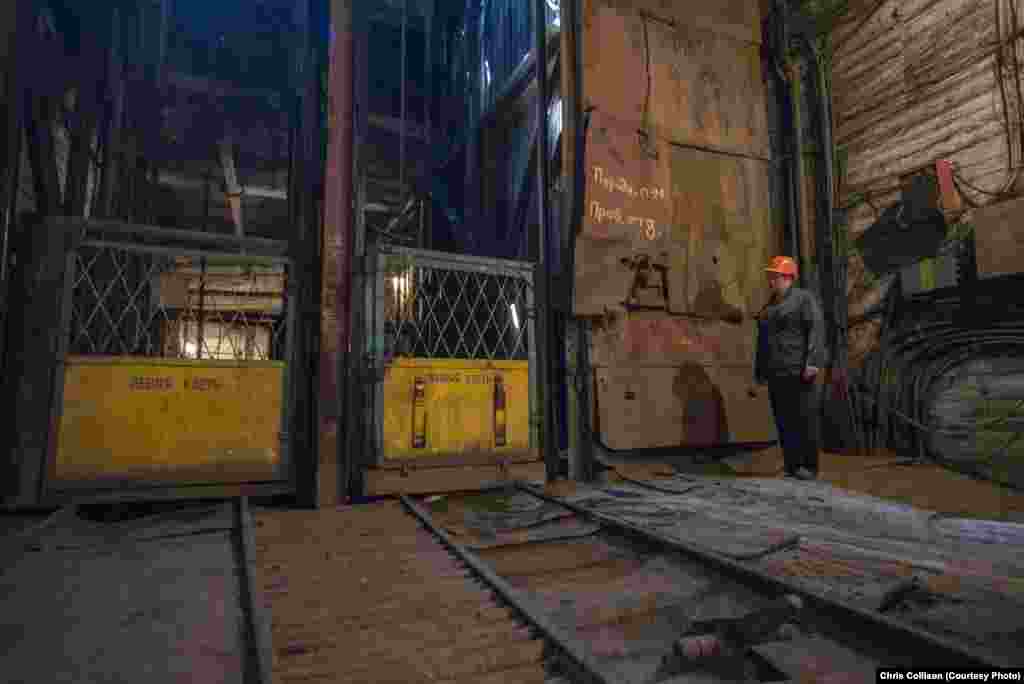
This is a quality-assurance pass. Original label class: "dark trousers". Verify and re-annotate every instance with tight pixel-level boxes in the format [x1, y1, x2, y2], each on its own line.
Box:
[767, 375, 821, 475]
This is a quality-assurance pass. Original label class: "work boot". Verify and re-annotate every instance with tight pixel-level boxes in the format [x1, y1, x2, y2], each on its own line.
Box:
[794, 467, 815, 480]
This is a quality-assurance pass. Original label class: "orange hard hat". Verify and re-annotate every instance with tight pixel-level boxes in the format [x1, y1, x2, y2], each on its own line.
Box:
[765, 256, 798, 277]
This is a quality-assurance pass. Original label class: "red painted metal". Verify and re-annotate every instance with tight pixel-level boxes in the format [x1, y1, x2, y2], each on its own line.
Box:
[934, 159, 959, 212]
[320, 0, 355, 500]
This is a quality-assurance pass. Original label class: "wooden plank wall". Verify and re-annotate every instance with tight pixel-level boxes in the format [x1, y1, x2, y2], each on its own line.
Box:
[832, 0, 1024, 363]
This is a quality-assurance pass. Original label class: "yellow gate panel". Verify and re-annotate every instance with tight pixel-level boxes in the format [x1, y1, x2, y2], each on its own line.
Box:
[55, 356, 284, 483]
[382, 358, 530, 461]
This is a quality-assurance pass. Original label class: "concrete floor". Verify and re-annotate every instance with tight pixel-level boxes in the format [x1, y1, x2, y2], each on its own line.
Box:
[0, 503, 246, 684]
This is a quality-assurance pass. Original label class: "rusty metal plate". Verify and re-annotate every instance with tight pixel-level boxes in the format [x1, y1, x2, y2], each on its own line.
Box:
[594, 364, 775, 450]
[971, 195, 1024, 279]
[575, 138, 774, 323]
[645, 17, 769, 158]
[575, 112, 674, 315]
[582, 2, 768, 157]
[581, 112, 674, 244]
[591, 311, 756, 367]
[668, 145, 774, 320]
[597, 0, 765, 45]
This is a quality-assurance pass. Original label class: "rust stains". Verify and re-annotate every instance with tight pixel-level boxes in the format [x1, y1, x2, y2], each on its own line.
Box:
[578, 0, 776, 449]
[581, 1, 769, 158]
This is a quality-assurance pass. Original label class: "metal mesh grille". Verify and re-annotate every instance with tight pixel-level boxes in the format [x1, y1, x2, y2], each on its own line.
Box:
[383, 262, 531, 361]
[70, 244, 289, 361]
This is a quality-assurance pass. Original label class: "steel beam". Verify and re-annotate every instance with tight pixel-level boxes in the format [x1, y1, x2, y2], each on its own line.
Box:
[323, 0, 355, 506]
[534, 0, 558, 481]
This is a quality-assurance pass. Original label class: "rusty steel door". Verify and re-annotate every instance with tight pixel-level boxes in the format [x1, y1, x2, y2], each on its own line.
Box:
[575, 0, 777, 449]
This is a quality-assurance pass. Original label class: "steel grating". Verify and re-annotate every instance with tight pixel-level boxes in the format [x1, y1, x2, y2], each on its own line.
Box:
[70, 244, 289, 361]
[382, 258, 532, 361]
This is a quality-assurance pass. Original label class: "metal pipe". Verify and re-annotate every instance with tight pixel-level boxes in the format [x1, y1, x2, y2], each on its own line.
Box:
[329, 0, 357, 503]
[0, 0, 23, 354]
[789, 60, 807, 288]
[561, 0, 593, 482]
[399, 0, 407, 201]
[155, 0, 170, 93]
[197, 257, 207, 359]
[98, 7, 124, 219]
[534, 0, 557, 481]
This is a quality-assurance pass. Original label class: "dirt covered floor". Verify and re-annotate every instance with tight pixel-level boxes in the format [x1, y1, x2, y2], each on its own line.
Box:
[595, 447, 1024, 522]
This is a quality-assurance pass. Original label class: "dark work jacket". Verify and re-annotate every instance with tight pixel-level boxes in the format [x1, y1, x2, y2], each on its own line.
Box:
[754, 286, 826, 382]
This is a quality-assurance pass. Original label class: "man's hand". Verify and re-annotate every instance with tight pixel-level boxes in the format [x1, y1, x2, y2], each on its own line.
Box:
[801, 366, 819, 383]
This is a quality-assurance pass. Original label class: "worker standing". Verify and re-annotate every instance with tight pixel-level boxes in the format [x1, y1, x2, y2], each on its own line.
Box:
[753, 256, 826, 480]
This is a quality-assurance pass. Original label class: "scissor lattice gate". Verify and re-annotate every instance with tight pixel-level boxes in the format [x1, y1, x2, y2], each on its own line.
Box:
[369, 246, 536, 465]
[51, 222, 295, 498]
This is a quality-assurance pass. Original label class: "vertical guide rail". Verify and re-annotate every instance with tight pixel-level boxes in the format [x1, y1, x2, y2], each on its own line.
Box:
[233, 497, 274, 684]
[324, 0, 356, 505]
[534, 0, 558, 481]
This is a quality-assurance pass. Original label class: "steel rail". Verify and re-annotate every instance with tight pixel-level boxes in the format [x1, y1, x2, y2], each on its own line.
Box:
[233, 497, 275, 684]
[399, 494, 619, 684]
[517, 483, 1007, 669]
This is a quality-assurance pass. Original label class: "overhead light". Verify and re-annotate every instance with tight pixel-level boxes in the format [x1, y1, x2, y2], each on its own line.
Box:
[510, 303, 520, 330]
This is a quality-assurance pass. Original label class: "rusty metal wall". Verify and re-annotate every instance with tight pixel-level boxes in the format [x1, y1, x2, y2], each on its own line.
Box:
[575, 0, 777, 450]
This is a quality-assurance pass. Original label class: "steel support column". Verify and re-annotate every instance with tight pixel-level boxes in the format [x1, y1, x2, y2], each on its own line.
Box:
[322, 0, 355, 506]
[0, 0, 21, 325]
[534, 0, 558, 481]
[0, 0, 21, 499]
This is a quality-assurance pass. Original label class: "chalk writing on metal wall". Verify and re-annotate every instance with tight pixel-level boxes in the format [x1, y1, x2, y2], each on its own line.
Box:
[592, 166, 666, 200]
[588, 165, 668, 241]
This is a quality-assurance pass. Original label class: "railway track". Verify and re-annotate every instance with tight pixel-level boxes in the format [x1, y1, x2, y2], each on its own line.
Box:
[254, 498, 570, 683]
[3, 485, 1014, 684]
[402, 483, 1012, 684]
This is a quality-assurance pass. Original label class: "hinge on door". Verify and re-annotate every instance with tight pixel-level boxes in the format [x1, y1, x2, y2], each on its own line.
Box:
[494, 374, 507, 448]
[412, 376, 427, 449]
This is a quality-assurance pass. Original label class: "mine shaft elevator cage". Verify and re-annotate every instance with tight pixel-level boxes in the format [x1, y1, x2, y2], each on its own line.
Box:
[364, 245, 538, 470]
[35, 218, 297, 502]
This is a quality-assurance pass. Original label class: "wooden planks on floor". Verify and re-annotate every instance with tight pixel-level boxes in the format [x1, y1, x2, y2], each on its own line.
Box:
[364, 460, 548, 496]
[251, 500, 550, 684]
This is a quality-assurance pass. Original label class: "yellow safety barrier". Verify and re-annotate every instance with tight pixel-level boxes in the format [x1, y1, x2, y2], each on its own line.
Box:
[381, 358, 531, 461]
[55, 356, 284, 484]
